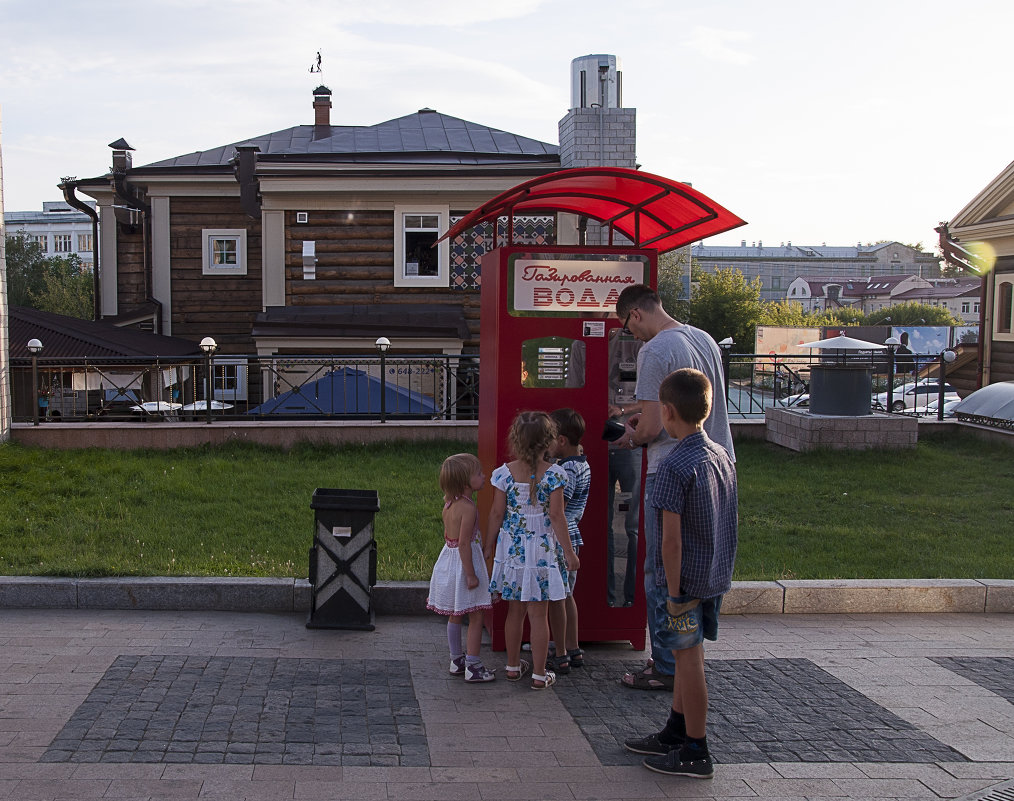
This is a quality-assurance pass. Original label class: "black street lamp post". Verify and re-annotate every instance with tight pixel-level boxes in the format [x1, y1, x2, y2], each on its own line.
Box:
[27, 339, 43, 426]
[376, 337, 391, 423]
[718, 337, 734, 407]
[884, 335, 899, 413]
[200, 337, 218, 425]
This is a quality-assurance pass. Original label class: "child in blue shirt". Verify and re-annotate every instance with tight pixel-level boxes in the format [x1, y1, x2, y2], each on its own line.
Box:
[547, 408, 591, 673]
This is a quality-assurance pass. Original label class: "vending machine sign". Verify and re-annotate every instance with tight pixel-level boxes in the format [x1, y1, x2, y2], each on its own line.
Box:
[509, 255, 649, 316]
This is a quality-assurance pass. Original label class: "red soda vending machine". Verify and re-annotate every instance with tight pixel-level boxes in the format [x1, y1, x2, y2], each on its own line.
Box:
[478, 244, 656, 650]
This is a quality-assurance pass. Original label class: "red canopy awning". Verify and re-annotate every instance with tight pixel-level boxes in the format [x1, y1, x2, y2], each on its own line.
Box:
[439, 167, 746, 252]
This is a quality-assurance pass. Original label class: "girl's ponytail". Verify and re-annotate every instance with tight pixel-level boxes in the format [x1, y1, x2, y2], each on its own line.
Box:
[507, 411, 558, 499]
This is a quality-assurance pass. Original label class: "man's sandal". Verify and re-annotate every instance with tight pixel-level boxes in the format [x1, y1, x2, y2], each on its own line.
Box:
[567, 648, 585, 668]
[505, 660, 531, 682]
[531, 670, 557, 690]
[550, 654, 571, 675]
[620, 662, 674, 691]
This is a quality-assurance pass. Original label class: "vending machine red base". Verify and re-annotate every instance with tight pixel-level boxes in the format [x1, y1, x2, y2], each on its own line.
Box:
[477, 244, 656, 651]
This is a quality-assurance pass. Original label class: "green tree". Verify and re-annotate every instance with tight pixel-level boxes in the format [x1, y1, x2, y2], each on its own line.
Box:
[3, 233, 94, 319]
[864, 301, 959, 326]
[4, 232, 49, 306]
[757, 299, 866, 333]
[758, 300, 813, 328]
[689, 267, 763, 351]
[938, 260, 965, 279]
[34, 255, 93, 319]
[816, 306, 865, 326]
[656, 248, 690, 321]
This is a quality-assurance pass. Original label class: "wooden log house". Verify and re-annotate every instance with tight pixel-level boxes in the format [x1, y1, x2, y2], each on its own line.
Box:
[70, 87, 566, 361]
[65, 56, 637, 410]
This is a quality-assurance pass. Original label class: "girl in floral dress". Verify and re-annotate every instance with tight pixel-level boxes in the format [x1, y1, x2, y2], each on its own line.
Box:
[427, 453, 496, 682]
[486, 412, 580, 689]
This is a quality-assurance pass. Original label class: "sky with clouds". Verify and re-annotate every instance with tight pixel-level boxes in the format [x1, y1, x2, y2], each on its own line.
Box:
[2, 0, 1013, 250]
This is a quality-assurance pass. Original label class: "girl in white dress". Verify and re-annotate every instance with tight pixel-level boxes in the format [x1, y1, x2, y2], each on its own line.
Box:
[486, 412, 580, 689]
[426, 453, 495, 682]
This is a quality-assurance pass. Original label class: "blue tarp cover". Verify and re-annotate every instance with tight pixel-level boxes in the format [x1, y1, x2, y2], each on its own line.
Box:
[248, 367, 437, 415]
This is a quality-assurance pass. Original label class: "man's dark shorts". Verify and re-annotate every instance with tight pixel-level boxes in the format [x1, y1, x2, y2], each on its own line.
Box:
[652, 592, 723, 651]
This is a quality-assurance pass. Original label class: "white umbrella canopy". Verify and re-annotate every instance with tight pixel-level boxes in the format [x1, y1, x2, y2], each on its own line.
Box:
[130, 401, 183, 413]
[798, 335, 887, 350]
[953, 380, 1014, 421]
[180, 400, 234, 411]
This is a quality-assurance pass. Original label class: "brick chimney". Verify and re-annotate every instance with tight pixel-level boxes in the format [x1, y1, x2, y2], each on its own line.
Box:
[313, 85, 332, 126]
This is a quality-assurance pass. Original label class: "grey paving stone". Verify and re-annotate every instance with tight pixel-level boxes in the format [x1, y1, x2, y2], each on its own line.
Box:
[931, 657, 1014, 704]
[554, 657, 967, 767]
[39, 655, 430, 766]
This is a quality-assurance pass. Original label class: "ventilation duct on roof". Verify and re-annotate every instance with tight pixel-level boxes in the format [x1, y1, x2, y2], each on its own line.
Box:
[571, 54, 622, 109]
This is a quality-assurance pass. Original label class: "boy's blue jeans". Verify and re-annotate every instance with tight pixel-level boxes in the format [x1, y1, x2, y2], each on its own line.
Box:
[642, 473, 675, 677]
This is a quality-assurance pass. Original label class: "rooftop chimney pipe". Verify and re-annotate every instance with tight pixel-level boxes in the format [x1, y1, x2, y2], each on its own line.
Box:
[313, 85, 332, 127]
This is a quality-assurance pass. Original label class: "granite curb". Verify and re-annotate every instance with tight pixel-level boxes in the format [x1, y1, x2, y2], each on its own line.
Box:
[0, 576, 1010, 614]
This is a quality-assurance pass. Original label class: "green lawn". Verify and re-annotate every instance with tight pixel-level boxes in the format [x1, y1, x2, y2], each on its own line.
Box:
[0, 433, 1010, 581]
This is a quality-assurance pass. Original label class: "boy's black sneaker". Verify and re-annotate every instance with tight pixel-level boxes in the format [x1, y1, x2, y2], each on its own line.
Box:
[642, 746, 714, 778]
[624, 731, 683, 755]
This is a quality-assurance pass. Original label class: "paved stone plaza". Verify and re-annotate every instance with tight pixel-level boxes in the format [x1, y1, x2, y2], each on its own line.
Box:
[1, 609, 1012, 799]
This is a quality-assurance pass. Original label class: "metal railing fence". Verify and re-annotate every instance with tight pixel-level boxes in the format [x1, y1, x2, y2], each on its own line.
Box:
[721, 349, 958, 420]
[10, 353, 479, 424]
[11, 349, 957, 423]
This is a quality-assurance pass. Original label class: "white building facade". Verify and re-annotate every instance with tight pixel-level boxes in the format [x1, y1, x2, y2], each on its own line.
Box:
[785, 274, 981, 321]
[3, 201, 96, 264]
[692, 241, 942, 301]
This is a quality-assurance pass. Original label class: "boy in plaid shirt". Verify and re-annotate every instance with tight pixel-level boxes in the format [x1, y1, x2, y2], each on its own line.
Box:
[624, 368, 738, 779]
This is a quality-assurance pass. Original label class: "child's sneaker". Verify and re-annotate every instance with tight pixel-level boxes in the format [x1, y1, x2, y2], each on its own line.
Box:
[464, 662, 496, 683]
[449, 655, 466, 676]
[642, 745, 714, 778]
[623, 730, 683, 755]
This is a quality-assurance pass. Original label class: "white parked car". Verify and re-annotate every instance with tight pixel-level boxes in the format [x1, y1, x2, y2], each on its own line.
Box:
[913, 396, 962, 417]
[873, 379, 960, 412]
[782, 392, 810, 408]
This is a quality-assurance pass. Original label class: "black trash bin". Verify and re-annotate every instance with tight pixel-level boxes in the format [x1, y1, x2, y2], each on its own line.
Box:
[809, 365, 873, 416]
[307, 488, 379, 631]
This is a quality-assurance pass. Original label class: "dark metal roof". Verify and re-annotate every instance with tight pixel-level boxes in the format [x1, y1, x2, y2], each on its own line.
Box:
[799, 275, 924, 297]
[894, 278, 982, 301]
[9, 306, 201, 359]
[251, 304, 470, 341]
[139, 110, 559, 170]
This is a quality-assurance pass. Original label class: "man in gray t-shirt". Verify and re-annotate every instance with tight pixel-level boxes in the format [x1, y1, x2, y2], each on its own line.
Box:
[636, 326, 735, 472]
[613, 284, 734, 690]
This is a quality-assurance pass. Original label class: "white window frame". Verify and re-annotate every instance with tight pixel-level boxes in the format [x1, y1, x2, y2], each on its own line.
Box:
[393, 204, 448, 287]
[993, 277, 1014, 341]
[210, 358, 248, 402]
[77, 233, 93, 253]
[202, 229, 247, 276]
[31, 234, 48, 253]
[53, 234, 73, 253]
